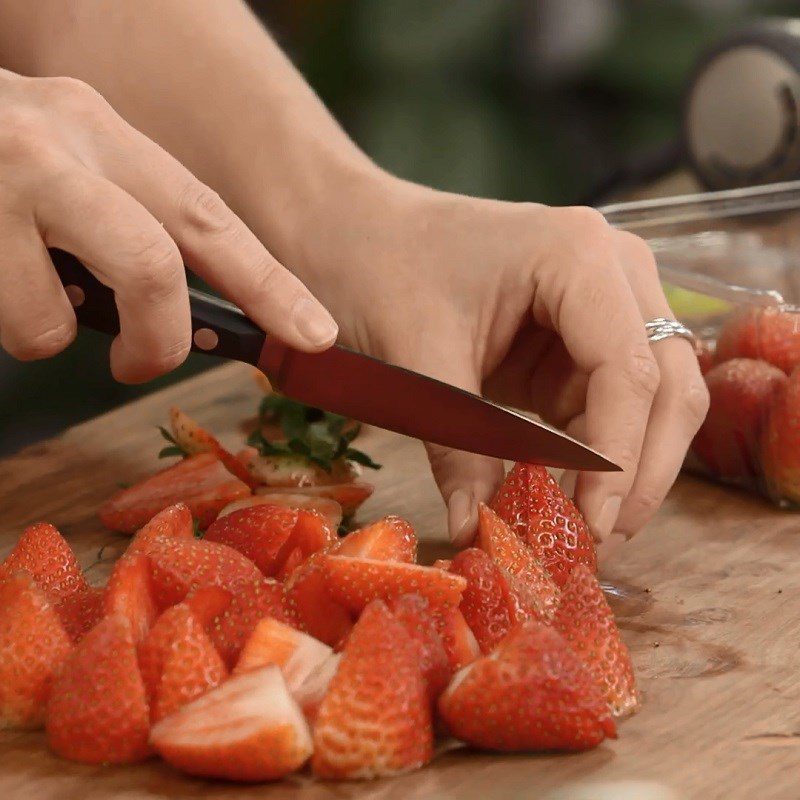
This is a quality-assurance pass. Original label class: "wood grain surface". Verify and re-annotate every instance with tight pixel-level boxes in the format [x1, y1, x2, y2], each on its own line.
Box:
[2, 362, 799, 800]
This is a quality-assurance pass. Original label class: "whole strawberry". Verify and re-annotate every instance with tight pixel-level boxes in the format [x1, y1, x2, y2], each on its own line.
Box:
[716, 306, 800, 374]
[762, 367, 800, 504]
[490, 463, 596, 587]
[691, 358, 786, 479]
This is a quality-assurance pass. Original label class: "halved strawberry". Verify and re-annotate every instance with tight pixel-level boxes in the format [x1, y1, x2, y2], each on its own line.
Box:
[219, 493, 344, 531]
[234, 617, 333, 707]
[124, 503, 194, 559]
[0, 572, 73, 729]
[150, 665, 313, 781]
[55, 585, 105, 643]
[99, 453, 251, 534]
[263, 482, 374, 518]
[151, 613, 228, 723]
[477, 504, 559, 621]
[490, 463, 596, 587]
[438, 621, 616, 752]
[46, 614, 151, 764]
[385, 594, 450, 701]
[204, 505, 297, 576]
[435, 607, 481, 672]
[284, 553, 353, 647]
[146, 536, 265, 609]
[103, 554, 158, 644]
[208, 577, 295, 668]
[276, 547, 305, 580]
[295, 653, 341, 722]
[553, 565, 639, 718]
[312, 601, 433, 779]
[449, 548, 513, 654]
[241, 449, 358, 489]
[169, 406, 257, 488]
[321, 556, 466, 614]
[274, 509, 337, 571]
[335, 516, 417, 562]
[0, 522, 87, 602]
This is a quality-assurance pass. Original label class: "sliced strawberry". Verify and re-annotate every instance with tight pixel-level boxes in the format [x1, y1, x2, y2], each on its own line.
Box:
[242, 450, 358, 489]
[46, 615, 151, 764]
[205, 504, 297, 576]
[432, 558, 452, 571]
[234, 618, 333, 697]
[276, 547, 304, 580]
[284, 553, 353, 647]
[169, 406, 258, 488]
[55, 585, 105, 643]
[439, 621, 616, 751]
[322, 556, 466, 614]
[209, 577, 295, 668]
[99, 453, 251, 534]
[449, 548, 513, 654]
[385, 594, 450, 701]
[477, 504, 559, 621]
[313, 601, 433, 779]
[267, 482, 374, 517]
[146, 536, 265, 609]
[0, 522, 87, 602]
[124, 503, 194, 558]
[553, 565, 639, 718]
[103, 554, 158, 644]
[151, 613, 228, 723]
[295, 653, 341, 722]
[220, 493, 344, 531]
[335, 516, 417, 562]
[490, 463, 596, 587]
[0, 572, 73, 729]
[435, 607, 481, 672]
[150, 665, 313, 781]
[274, 509, 337, 572]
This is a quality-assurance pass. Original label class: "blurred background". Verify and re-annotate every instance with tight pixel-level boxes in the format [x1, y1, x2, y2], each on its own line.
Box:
[1, 0, 797, 454]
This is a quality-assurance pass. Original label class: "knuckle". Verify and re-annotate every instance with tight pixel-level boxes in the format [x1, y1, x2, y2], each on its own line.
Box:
[620, 343, 661, 398]
[616, 230, 659, 275]
[4, 319, 76, 360]
[178, 183, 237, 237]
[563, 206, 611, 240]
[41, 76, 106, 112]
[122, 234, 183, 301]
[151, 336, 192, 374]
[0, 106, 47, 160]
[250, 254, 287, 297]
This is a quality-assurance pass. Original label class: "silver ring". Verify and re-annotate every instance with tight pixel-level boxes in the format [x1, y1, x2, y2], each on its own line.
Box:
[645, 317, 696, 346]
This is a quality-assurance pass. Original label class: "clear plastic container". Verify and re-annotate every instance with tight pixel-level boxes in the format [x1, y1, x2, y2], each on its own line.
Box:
[601, 182, 800, 506]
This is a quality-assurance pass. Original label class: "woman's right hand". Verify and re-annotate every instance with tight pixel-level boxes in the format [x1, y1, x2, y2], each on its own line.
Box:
[0, 69, 338, 382]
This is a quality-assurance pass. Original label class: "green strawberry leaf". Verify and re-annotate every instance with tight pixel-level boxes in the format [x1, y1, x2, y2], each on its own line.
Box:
[157, 426, 189, 459]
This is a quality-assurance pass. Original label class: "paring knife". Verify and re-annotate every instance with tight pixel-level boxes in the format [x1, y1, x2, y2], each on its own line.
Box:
[50, 249, 620, 472]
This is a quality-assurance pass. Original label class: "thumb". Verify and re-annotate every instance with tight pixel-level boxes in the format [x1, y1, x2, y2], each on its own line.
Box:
[425, 442, 505, 548]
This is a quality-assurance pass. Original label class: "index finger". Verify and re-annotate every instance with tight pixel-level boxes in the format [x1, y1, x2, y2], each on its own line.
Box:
[533, 208, 660, 541]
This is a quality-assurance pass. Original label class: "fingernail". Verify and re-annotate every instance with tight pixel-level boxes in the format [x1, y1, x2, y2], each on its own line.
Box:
[448, 488, 476, 545]
[590, 495, 622, 542]
[292, 298, 338, 347]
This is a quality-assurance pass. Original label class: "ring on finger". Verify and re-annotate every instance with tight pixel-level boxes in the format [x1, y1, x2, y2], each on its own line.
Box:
[645, 317, 696, 346]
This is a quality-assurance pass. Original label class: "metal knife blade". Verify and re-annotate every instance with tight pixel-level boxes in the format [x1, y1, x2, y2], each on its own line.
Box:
[258, 339, 620, 472]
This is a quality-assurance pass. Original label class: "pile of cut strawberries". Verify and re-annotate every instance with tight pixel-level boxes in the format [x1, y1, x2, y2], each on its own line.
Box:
[0, 397, 638, 783]
[692, 306, 800, 502]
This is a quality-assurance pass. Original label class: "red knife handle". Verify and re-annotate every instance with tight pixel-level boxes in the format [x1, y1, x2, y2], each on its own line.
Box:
[49, 248, 267, 367]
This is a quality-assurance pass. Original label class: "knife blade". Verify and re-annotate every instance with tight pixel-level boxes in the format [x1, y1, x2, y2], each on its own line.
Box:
[50, 249, 620, 472]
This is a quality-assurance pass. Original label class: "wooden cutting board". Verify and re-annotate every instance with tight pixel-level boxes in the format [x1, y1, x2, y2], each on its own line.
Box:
[2, 362, 800, 800]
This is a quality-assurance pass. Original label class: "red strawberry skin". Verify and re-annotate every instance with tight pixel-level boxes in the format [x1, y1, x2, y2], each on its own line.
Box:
[205, 504, 297, 576]
[321, 556, 466, 614]
[716, 306, 800, 374]
[553, 565, 638, 718]
[0, 523, 87, 601]
[313, 600, 433, 779]
[0, 572, 73, 729]
[490, 463, 596, 587]
[691, 358, 786, 479]
[435, 607, 481, 672]
[99, 453, 250, 534]
[439, 621, 616, 752]
[385, 594, 450, 701]
[46, 614, 151, 764]
[56, 586, 105, 643]
[761, 368, 800, 504]
[449, 548, 513, 654]
[125, 503, 194, 558]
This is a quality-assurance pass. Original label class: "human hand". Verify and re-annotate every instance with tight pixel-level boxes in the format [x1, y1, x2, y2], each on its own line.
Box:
[0, 69, 337, 382]
[297, 178, 709, 545]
